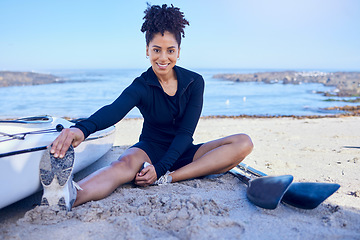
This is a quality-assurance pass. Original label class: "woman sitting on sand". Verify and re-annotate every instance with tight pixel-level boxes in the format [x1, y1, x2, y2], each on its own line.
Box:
[40, 3, 253, 211]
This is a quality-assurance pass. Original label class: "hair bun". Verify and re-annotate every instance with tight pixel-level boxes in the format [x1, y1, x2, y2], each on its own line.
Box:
[141, 3, 189, 46]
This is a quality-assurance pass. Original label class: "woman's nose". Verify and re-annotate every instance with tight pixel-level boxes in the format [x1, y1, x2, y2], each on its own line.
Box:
[159, 51, 167, 61]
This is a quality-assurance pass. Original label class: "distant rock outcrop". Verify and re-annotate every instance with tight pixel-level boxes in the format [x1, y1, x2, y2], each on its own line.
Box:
[214, 71, 360, 97]
[0, 71, 63, 87]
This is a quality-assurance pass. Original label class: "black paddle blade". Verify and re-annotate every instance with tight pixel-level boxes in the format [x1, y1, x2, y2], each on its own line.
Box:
[247, 175, 293, 210]
[282, 182, 340, 209]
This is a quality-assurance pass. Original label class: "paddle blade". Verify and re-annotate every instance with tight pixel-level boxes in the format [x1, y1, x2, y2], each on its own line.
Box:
[282, 182, 340, 209]
[247, 175, 293, 210]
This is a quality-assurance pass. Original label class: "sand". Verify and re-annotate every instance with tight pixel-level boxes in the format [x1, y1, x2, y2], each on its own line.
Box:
[0, 116, 359, 239]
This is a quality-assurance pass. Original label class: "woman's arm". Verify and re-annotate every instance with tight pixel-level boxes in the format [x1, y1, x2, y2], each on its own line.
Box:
[75, 80, 144, 138]
[50, 79, 144, 158]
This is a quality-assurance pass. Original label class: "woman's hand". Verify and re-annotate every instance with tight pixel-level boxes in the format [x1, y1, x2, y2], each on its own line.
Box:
[50, 127, 85, 158]
[134, 164, 157, 187]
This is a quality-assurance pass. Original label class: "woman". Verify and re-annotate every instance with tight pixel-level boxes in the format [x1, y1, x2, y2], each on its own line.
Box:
[40, 4, 253, 211]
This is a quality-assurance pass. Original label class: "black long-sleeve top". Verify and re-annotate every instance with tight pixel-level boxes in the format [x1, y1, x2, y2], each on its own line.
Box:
[74, 66, 204, 178]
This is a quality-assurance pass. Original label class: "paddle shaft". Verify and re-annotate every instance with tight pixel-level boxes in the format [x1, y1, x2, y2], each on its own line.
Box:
[229, 168, 250, 185]
[238, 163, 267, 177]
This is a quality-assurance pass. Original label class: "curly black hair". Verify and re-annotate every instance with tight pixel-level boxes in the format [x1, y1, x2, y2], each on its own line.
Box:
[141, 3, 189, 46]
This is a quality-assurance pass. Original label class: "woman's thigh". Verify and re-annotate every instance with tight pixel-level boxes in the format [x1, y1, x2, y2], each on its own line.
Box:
[169, 143, 203, 171]
[130, 141, 168, 166]
[193, 134, 251, 162]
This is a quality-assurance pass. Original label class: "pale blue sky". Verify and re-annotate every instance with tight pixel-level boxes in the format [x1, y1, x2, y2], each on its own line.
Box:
[1, 0, 359, 71]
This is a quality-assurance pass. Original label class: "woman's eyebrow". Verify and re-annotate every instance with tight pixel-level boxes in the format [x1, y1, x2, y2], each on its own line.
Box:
[151, 45, 176, 49]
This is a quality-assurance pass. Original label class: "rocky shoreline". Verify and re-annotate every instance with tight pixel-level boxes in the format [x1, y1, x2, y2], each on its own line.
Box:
[3, 70, 359, 97]
[0, 71, 63, 87]
[214, 71, 360, 97]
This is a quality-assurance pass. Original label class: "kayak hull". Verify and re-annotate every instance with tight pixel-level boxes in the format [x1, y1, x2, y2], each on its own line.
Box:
[0, 116, 115, 209]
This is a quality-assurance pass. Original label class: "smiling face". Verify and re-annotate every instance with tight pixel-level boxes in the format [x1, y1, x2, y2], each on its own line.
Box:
[146, 31, 180, 81]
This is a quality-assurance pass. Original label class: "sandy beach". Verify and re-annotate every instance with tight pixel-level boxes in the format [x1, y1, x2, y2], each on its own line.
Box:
[0, 116, 359, 239]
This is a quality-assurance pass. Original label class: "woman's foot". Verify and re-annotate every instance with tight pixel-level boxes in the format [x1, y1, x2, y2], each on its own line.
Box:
[39, 145, 80, 211]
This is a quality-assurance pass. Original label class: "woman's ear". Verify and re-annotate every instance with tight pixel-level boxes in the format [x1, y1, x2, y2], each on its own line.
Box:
[177, 47, 181, 59]
[146, 45, 149, 58]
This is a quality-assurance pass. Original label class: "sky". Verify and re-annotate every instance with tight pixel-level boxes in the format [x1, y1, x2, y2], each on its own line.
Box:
[1, 0, 359, 71]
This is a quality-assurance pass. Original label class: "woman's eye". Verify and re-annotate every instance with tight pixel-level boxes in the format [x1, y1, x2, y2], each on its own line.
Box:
[154, 49, 160, 53]
[168, 50, 174, 54]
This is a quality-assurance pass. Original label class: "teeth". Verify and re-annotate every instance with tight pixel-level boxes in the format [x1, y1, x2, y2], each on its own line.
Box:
[158, 63, 168, 67]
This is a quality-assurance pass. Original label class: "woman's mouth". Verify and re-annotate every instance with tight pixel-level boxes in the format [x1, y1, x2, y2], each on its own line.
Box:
[156, 63, 169, 70]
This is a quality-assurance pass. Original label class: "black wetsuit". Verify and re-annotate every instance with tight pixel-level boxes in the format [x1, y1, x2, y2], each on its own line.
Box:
[74, 66, 205, 178]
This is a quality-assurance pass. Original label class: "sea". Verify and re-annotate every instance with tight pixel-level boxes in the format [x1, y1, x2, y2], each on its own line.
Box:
[0, 68, 358, 119]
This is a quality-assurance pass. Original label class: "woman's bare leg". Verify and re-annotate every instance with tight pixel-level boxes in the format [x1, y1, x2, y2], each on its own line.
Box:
[170, 134, 253, 183]
[73, 147, 150, 207]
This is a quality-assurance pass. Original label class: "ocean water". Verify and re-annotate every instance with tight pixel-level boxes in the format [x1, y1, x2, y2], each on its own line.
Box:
[0, 68, 357, 119]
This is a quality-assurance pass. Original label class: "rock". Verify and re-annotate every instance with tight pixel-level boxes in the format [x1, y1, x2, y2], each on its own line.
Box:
[213, 71, 360, 97]
[0, 71, 63, 87]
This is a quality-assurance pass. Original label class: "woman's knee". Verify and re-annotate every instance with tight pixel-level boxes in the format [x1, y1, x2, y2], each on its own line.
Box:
[232, 133, 254, 155]
[110, 155, 131, 169]
[110, 148, 149, 172]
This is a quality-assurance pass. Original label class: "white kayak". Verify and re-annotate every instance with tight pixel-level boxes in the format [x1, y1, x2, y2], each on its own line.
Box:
[0, 116, 116, 209]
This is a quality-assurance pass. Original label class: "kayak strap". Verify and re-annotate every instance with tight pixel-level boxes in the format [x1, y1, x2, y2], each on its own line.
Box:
[0, 124, 64, 143]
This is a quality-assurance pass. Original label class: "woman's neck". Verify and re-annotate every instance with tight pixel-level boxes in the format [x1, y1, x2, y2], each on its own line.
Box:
[153, 67, 176, 84]
[154, 68, 178, 96]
